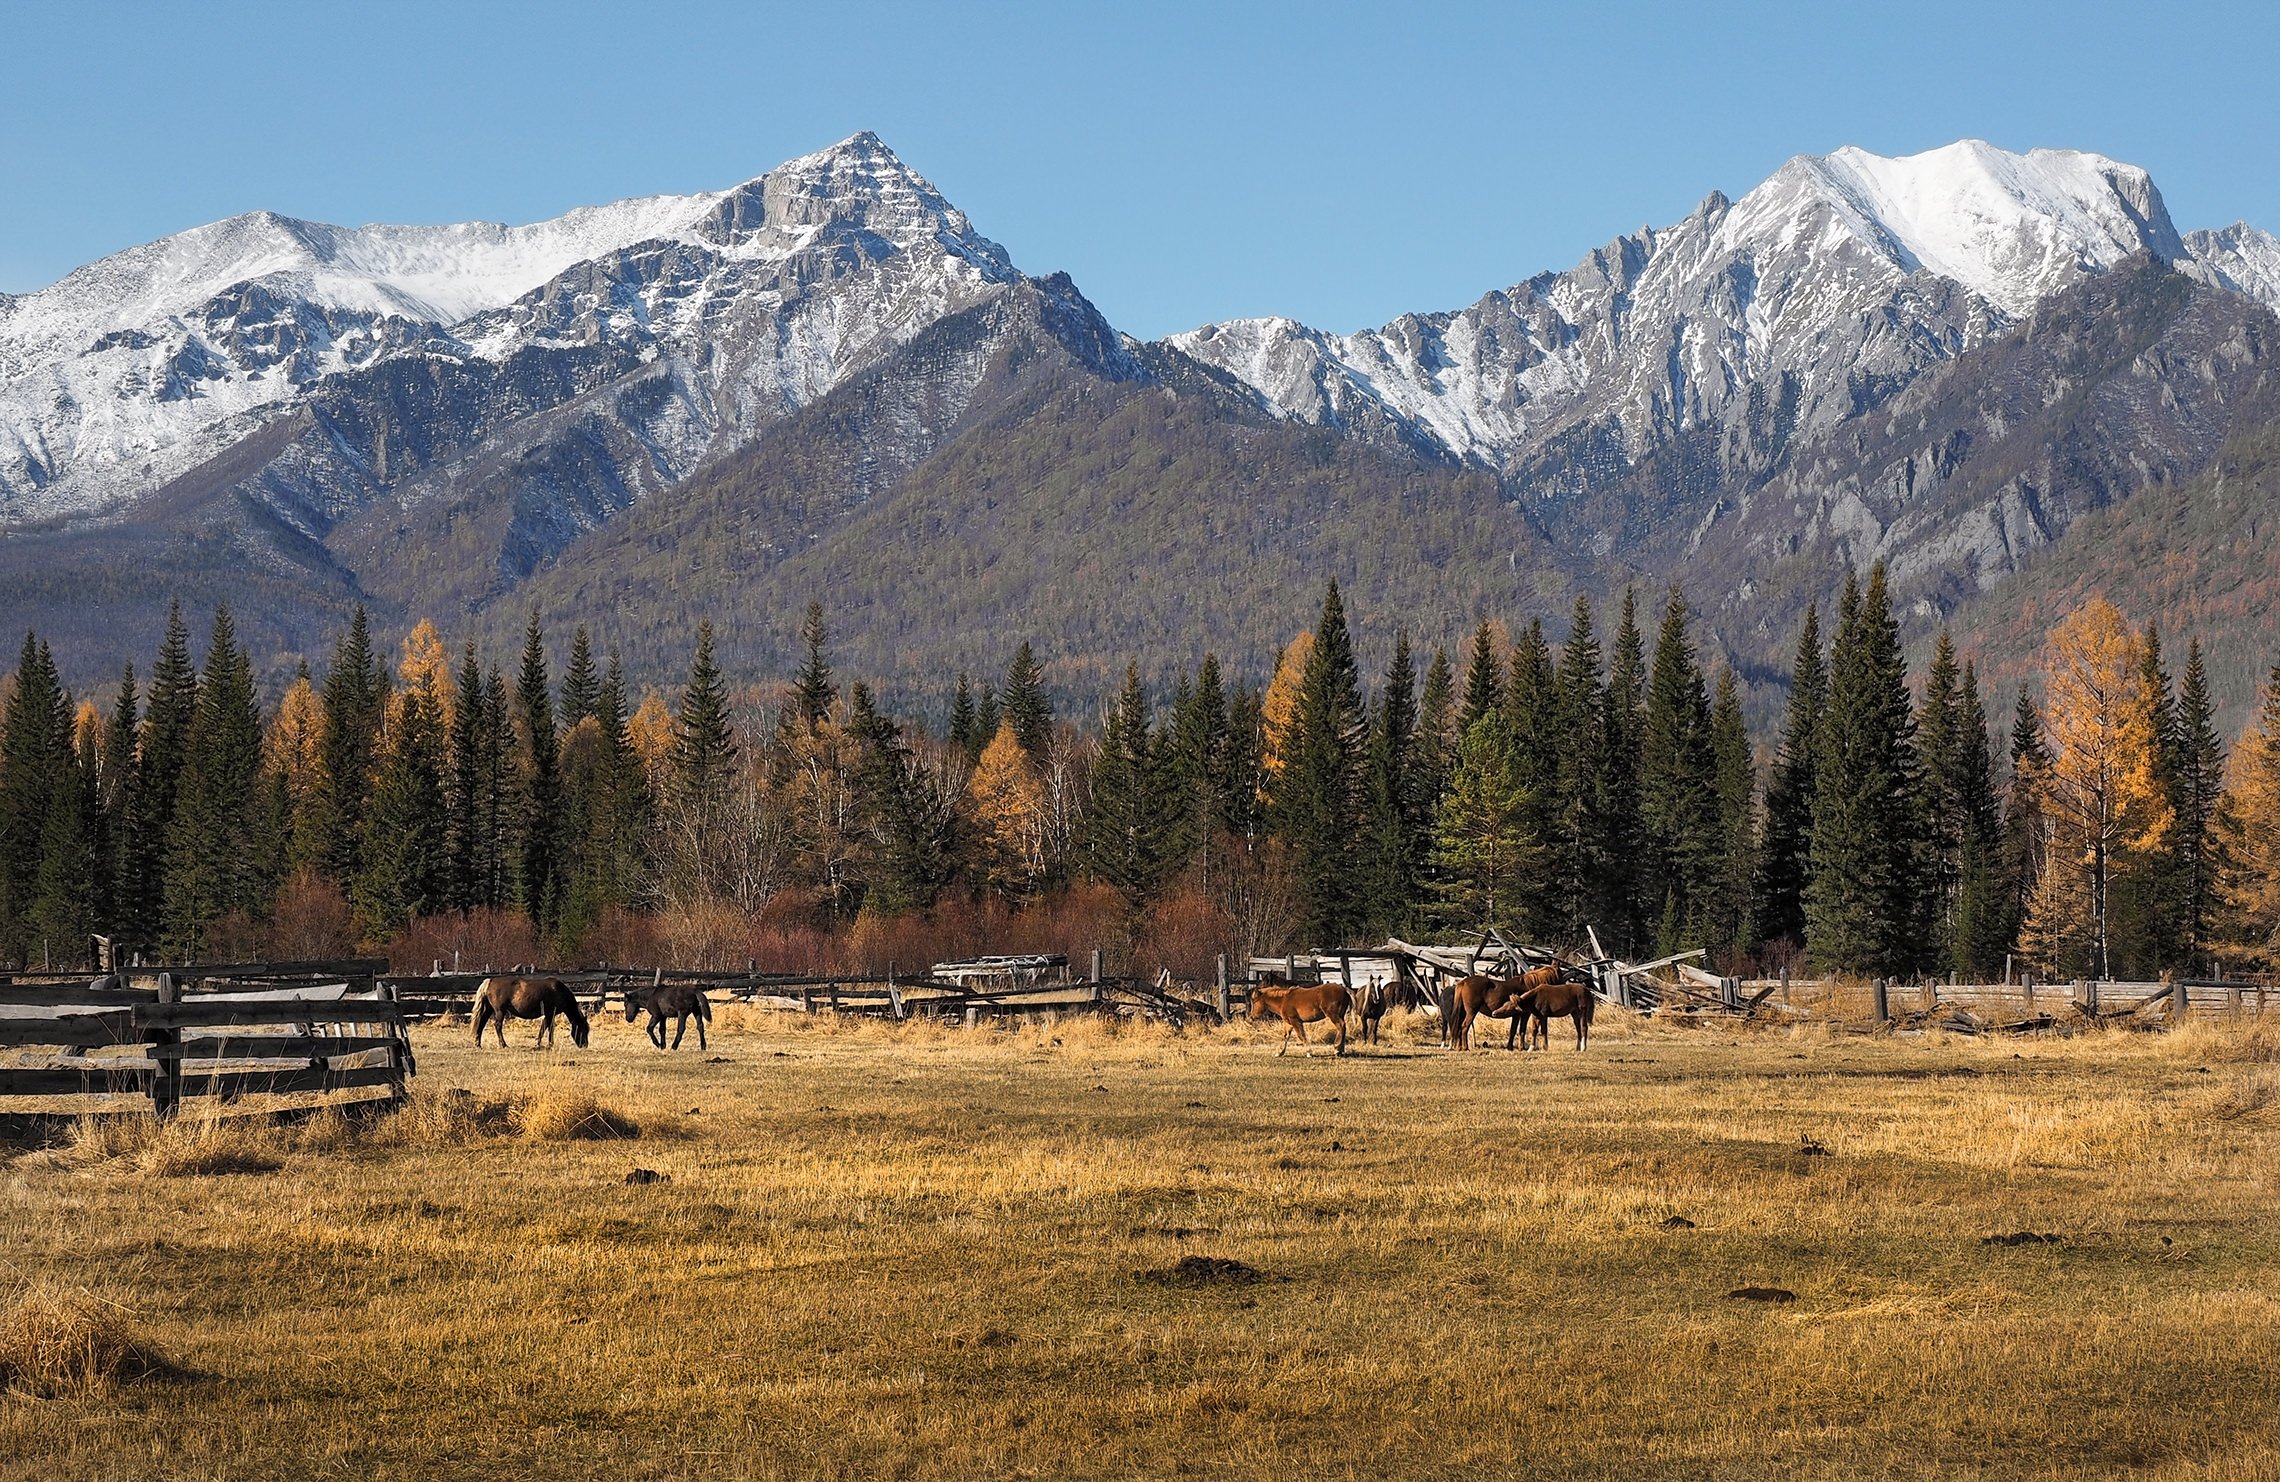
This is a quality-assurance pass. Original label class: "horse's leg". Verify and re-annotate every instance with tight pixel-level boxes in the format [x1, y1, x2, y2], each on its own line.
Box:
[670, 1013, 687, 1050]
[650, 1015, 666, 1050]
[695, 1014, 707, 1052]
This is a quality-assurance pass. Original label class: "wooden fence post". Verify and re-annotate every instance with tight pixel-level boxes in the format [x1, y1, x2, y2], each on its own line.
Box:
[2171, 974, 2187, 1019]
[1780, 966, 1791, 1009]
[1872, 978, 1889, 1024]
[1215, 955, 1229, 1023]
[149, 972, 178, 1121]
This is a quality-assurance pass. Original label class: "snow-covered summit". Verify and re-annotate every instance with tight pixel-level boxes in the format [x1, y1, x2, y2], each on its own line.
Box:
[1167, 139, 2218, 481]
[0, 133, 1018, 524]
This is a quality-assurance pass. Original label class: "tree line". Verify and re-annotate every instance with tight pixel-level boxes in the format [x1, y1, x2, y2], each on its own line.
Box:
[3, 568, 2279, 979]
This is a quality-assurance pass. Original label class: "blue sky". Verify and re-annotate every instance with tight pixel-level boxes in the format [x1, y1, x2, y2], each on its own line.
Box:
[5, 0, 2276, 338]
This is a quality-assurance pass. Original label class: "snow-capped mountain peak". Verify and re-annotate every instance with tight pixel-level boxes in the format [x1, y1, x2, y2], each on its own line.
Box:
[1784, 140, 2184, 313]
[1167, 139, 2216, 484]
[0, 133, 1022, 525]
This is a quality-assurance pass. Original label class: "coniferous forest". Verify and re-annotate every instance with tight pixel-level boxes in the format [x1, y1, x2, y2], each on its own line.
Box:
[2, 565, 2276, 983]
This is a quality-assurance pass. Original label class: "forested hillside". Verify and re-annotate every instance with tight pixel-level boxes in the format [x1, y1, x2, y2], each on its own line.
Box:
[7, 572, 2279, 988]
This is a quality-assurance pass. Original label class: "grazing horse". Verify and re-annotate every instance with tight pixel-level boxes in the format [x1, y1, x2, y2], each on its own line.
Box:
[472, 975, 591, 1050]
[1445, 970, 1554, 1051]
[1247, 982, 1353, 1056]
[1512, 971, 1597, 1051]
[625, 982, 713, 1051]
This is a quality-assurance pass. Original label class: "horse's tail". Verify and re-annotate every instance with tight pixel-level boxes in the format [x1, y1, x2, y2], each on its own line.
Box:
[697, 992, 712, 1022]
[471, 994, 489, 1042]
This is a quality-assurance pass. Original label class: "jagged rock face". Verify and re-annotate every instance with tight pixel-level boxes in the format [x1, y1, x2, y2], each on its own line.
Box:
[0, 133, 1019, 529]
[1168, 142, 2195, 536]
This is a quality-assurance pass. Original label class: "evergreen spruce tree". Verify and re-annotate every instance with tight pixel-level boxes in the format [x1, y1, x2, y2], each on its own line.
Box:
[1220, 685, 1266, 842]
[560, 626, 600, 732]
[1163, 655, 1235, 868]
[0, 636, 71, 965]
[28, 717, 100, 968]
[794, 602, 834, 733]
[478, 670, 514, 910]
[1270, 582, 1368, 945]
[2109, 626, 2183, 973]
[130, 603, 198, 949]
[1413, 644, 1457, 815]
[1430, 711, 1541, 934]
[670, 621, 738, 898]
[1804, 566, 1922, 974]
[352, 676, 447, 943]
[1950, 662, 2007, 977]
[1460, 621, 1501, 737]
[1916, 630, 1965, 971]
[99, 664, 139, 944]
[1504, 618, 1560, 931]
[1638, 589, 1718, 951]
[1753, 605, 1824, 950]
[1999, 686, 2053, 965]
[442, 644, 487, 913]
[514, 613, 562, 930]
[1547, 597, 1605, 941]
[948, 673, 979, 759]
[1081, 664, 1169, 915]
[595, 654, 653, 913]
[1357, 633, 1421, 935]
[310, 606, 385, 889]
[2170, 639, 2227, 970]
[846, 683, 958, 916]
[1001, 642, 1051, 761]
[163, 607, 265, 960]
[1595, 590, 1649, 953]
[1707, 667, 1756, 956]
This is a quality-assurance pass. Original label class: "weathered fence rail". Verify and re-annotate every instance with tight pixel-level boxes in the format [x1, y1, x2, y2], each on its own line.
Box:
[0, 969, 413, 1120]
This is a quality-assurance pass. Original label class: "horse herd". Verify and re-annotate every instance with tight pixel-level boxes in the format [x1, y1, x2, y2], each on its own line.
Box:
[470, 975, 712, 1051]
[468, 965, 1596, 1059]
[1244, 963, 1597, 1057]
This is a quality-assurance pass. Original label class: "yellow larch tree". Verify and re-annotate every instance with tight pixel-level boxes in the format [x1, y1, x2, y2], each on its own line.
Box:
[2022, 597, 2173, 978]
[966, 720, 1049, 899]
[2219, 661, 2280, 963]
[1258, 630, 1313, 782]
[627, 689, 676, 795]
[394, 618, 455, 732]
[265, 674, 327, 811]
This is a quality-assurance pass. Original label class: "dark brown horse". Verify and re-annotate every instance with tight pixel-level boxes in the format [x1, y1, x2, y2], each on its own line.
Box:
[473, 975, 590, 1050]
[1248, 982, 1353, 1056]
[1445, 967, 1564, 1050]
[625, 982, 712, 1050]
[1512, 971, 1597, 1051]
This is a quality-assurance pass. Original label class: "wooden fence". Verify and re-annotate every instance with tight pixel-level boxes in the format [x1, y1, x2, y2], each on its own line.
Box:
[0, 969, 412, 1120]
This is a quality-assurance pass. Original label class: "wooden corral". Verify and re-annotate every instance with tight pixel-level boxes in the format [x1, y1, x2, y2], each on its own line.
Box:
[0, 965, 413, 1122]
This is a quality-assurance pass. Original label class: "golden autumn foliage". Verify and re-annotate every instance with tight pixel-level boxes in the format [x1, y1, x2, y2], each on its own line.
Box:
[264, 676, 327, 810]
[966, 721, 1048, 897]
[2220, 671, 2280, 960]
[394, 618, 454, 732]
[627, 690, 676, 791]
[2022, 596, 2173, 975]
[1258, 631, 1312, 781]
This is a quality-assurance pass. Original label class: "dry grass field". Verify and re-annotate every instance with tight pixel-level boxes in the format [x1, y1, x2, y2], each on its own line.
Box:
[4, 1005, 2280, 1480]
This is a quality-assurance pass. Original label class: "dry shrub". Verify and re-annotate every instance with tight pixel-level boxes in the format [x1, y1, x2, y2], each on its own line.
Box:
[655, 898, 752, 971]
[1130, 886, 1234, 985]
[0, 1285, 173, 1396]
[514, 1087, 641, 1141]
[575, 905, 660, 968]
[367, 1088, 514, 1149]
[57, 1112, 283, 1178]
[387, 907, 542, 976]
[269, 866, 355, 960]
[2211, 1069, 2280, 1121]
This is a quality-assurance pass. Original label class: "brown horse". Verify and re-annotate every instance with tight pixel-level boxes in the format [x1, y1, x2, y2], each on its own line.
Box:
[625, 982, 712, 1051]
[1511, 971, 1597, 1051]
[1248, 982, 1353, 1056]
[1446, 966, 1564, 1050]
[473, 975, 591, 1050]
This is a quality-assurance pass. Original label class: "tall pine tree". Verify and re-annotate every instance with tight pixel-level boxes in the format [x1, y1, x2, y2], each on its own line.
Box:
[1271, 582, 1367, 946]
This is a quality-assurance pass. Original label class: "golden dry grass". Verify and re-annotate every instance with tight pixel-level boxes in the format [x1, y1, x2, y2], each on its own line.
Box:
[3, 1007, 2279, 1479]
[0, 1285, 172, 1398]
